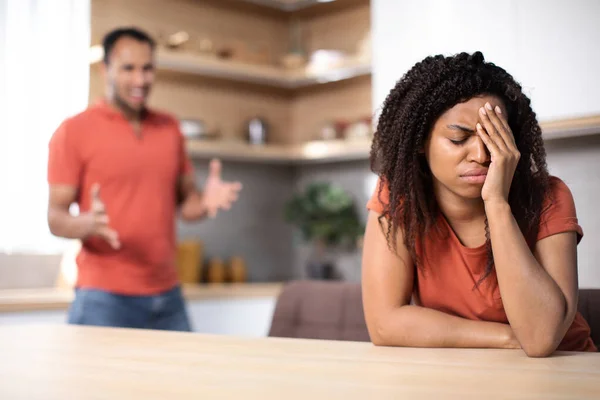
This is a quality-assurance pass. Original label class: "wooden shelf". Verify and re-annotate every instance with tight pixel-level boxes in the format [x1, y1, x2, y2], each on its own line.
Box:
[541, 114, 600, 141]
[185, 114, 600, 164]
[156, 49, 371, 89]
[90, 48, 371, 89]
[186, 138, 371, 164]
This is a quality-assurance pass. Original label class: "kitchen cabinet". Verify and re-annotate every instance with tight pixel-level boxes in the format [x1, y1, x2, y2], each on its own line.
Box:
[0, 284, 280, 337]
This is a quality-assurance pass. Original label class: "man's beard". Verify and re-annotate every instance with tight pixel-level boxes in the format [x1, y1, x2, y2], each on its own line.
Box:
[113, 89, 147, 117]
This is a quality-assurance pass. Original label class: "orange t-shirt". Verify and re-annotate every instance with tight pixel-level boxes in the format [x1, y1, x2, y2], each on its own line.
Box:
[367, 176, 596, 352]
[48, 100, 193, 295]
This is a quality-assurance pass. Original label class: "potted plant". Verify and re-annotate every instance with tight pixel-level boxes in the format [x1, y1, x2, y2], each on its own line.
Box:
[284, 182, 364, 280]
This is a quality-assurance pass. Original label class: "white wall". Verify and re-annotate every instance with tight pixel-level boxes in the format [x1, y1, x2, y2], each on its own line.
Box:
[372, 0, 600, 121]
[372, 0, 600, 287]
[545, 136, 600, 289]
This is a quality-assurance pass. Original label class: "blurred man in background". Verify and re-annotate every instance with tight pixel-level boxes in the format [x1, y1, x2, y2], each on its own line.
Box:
[47, 27, 241, 331]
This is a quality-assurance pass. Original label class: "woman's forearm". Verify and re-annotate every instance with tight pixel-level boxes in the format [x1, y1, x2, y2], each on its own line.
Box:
[485, 201, 568, 357]
[371, 304, 518, 349]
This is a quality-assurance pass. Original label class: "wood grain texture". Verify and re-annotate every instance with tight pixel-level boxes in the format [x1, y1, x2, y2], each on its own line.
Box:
[186, 137, 371, 163]
[290, 76, 372, 143]
[91, 0, 288, 55]
[90, 0, 372, 144]
[1, 324, 599, 399]
[297, 3, 370, 55]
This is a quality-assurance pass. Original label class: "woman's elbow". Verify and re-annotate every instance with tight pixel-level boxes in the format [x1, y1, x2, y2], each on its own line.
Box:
[367, 319, 397, 347]
[522, 345, 555, 358]
[369, 331, 389, 347]
[520, 335, 559, 358]
[519, 315, 571, 357]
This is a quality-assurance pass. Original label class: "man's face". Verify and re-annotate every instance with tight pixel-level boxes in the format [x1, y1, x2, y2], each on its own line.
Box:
[103, 37, 154, 113]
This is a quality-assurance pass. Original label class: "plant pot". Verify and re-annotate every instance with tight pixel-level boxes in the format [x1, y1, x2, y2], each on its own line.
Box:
[306, 259, 337, 280]
[305, 239, 340, 280]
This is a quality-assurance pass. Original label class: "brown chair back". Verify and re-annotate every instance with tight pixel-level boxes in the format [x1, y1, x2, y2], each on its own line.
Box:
[269, 281, 599, 349]
[578, 289, 600, 349]
[268, 280, 369, 342]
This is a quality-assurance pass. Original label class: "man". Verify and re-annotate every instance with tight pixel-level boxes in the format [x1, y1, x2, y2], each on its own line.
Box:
[47, 27, 241, 331]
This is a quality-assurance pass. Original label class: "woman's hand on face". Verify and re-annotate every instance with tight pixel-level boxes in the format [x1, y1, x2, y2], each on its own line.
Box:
[476, 102, 520, 206]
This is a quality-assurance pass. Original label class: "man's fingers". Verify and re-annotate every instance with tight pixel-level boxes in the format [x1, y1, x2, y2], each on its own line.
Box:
[99, 227, 120, 250]
[90, 183, 106, 214]
[227, 192, 239, 203]
[230, 181, 242, 192]
[95, 214, 109, 225]
[107, 236, 121, 250]
[91, 199, 105, 214]
[209, 159, 222, 178]
[91, 183, 101, 200]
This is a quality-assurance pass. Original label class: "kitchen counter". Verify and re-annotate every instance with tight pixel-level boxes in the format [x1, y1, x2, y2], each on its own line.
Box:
[0, 282, 283, 313]
[1, 324, 599, 399]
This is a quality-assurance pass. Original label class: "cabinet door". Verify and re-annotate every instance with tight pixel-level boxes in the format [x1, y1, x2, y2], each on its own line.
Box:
[187, 297, 277, 337]
[0, 310, 67, 325]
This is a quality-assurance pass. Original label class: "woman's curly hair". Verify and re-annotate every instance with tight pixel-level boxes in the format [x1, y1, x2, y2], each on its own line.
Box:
[370, 51, 550, 282]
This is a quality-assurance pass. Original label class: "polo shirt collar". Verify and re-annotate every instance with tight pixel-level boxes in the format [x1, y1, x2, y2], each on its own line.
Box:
[94, 98, 159, 122]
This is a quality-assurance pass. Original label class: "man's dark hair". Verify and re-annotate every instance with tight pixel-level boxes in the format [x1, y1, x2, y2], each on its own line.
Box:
[102, 27, 156, 64]
[371, 51, 550, 284]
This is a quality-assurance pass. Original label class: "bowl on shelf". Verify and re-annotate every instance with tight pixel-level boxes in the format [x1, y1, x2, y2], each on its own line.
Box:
[180, 119, 219, 141]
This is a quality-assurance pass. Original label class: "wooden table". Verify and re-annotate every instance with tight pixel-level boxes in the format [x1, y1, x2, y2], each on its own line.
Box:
[1, 325, 599, 399]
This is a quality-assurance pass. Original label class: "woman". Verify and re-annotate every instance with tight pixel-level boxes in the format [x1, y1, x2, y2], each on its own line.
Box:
[362, 51, 596, 357]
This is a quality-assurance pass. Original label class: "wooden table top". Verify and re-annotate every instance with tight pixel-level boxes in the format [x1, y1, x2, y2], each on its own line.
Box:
[1, 324, 599, 399]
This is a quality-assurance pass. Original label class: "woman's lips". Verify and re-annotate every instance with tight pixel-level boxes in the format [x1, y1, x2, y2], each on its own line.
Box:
[460, 169, 488, 184]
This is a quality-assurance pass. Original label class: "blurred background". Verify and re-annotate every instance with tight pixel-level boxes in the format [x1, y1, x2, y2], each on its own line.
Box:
[0, 0, 599, 336]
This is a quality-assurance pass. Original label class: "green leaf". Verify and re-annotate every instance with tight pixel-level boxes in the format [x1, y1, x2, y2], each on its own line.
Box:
[283, 181, 364, 247]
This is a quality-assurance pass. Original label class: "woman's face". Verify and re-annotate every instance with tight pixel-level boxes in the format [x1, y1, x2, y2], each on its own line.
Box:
[424, 95, 508, 202]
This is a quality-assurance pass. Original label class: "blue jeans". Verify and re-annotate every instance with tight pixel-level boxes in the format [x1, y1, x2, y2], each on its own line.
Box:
[67, 286, 192, 332]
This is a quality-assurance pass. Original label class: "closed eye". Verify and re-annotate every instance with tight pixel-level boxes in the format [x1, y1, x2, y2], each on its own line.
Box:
[447, 124, 475, 146]
[450, 138, 468, 145]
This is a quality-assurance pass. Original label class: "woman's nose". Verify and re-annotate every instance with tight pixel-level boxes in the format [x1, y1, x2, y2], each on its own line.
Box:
[468, 135, 490, 163]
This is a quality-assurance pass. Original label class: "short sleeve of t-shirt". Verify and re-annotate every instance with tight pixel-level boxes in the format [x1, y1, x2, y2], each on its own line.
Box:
[366, 177, 390, 214]
[537, 177, 583, 243]
[47, 119, 82, 186]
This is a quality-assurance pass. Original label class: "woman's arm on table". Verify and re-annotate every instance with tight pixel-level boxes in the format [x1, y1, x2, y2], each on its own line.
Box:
[362, 211, 519, 349]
